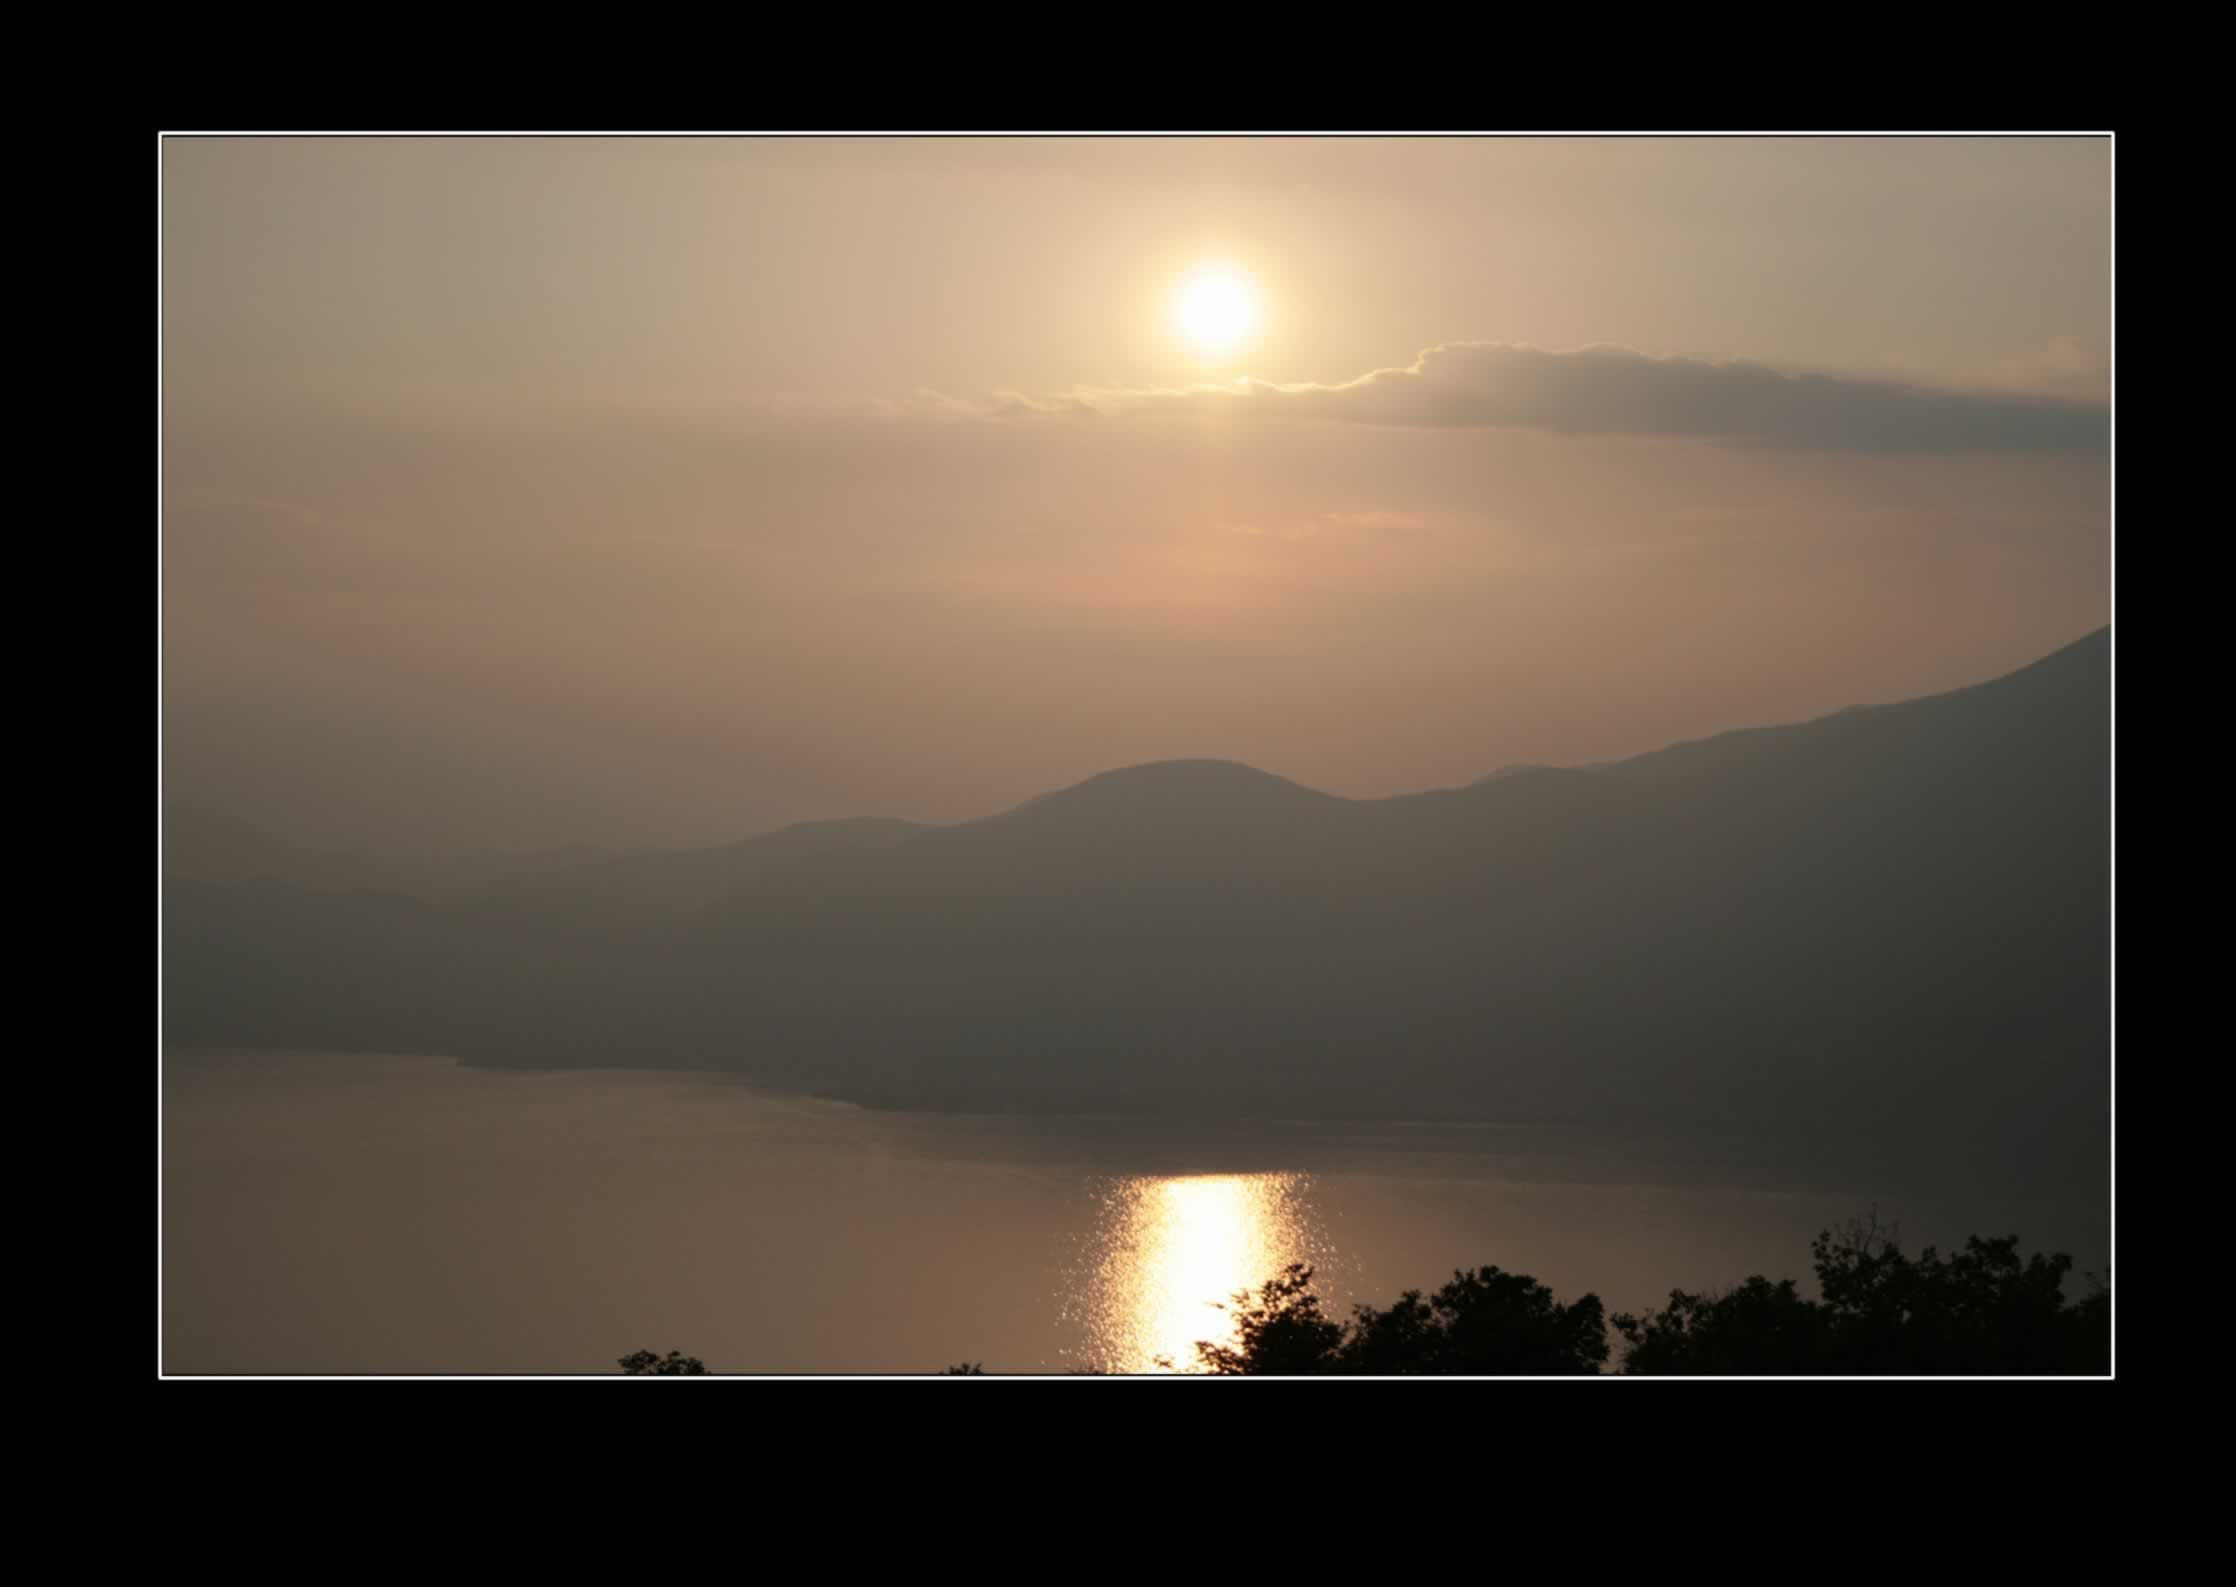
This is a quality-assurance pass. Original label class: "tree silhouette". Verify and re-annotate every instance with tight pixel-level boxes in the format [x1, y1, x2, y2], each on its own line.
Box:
[1606, 1274, 1827, 1374]
[1341, 1265, 1609, 1374]
[923, 1218, 2107, 1376]
[1192, 1261, 1607, 1374]
[1196, 1264, 1351, 1374]
[1611, 1213, 2110, 1375]
[618, 1349, 708, 1375]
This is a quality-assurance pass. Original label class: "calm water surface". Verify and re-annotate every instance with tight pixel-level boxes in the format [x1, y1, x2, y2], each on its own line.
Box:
[162, 1052, 2108, 1374]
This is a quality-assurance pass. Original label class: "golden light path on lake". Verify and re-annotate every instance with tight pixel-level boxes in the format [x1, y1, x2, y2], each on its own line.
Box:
[1071, 1173, 1331, 1374]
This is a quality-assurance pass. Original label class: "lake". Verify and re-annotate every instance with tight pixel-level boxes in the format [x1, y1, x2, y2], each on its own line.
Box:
[161, 1051, 2110, 1375]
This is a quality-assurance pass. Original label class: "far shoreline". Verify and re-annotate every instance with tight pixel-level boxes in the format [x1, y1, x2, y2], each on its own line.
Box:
[162, 1044, 2110, 1205]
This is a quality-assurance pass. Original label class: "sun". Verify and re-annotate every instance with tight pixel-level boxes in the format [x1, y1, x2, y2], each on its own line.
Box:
[1174, 266, 1261, 360]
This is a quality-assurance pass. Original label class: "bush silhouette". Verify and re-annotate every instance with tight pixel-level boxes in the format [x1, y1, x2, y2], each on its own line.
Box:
[618, 1349, 707, 1375]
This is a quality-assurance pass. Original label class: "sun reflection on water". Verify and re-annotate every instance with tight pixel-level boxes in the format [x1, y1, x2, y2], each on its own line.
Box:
[1068, 1173, 1331, 1374]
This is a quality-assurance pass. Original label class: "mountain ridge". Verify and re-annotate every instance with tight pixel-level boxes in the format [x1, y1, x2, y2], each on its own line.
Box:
[163, 625, 2111, 1180]
[163, 626, 2109, 891]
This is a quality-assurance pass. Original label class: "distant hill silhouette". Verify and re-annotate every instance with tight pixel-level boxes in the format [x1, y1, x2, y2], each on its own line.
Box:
[164, 628, 2110, 1177]
[471, 816, 928, 937]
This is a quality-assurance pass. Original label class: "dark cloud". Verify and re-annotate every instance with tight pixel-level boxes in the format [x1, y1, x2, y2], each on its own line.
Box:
[1090, 343, 2108, 454]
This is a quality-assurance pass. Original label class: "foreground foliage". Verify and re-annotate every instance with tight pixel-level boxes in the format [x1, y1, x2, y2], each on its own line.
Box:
[628, 1216, 2110, 1375]
[1608, 1215, 2110, 1375]
[1197, 1263, 1610, 1375]
[618, 1349, 707, 1375]
[1176, 1215, 2107, 1376]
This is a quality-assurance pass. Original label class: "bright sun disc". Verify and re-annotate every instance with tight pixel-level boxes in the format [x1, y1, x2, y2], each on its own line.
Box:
[1176, 268, 1259, 357]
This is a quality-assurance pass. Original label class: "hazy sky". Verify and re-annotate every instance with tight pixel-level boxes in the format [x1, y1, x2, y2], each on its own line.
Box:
[162, 136, 2111, 854]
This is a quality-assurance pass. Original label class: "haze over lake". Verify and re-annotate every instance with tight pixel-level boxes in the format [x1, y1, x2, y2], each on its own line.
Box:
[163, 1052, 2108, 1375]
